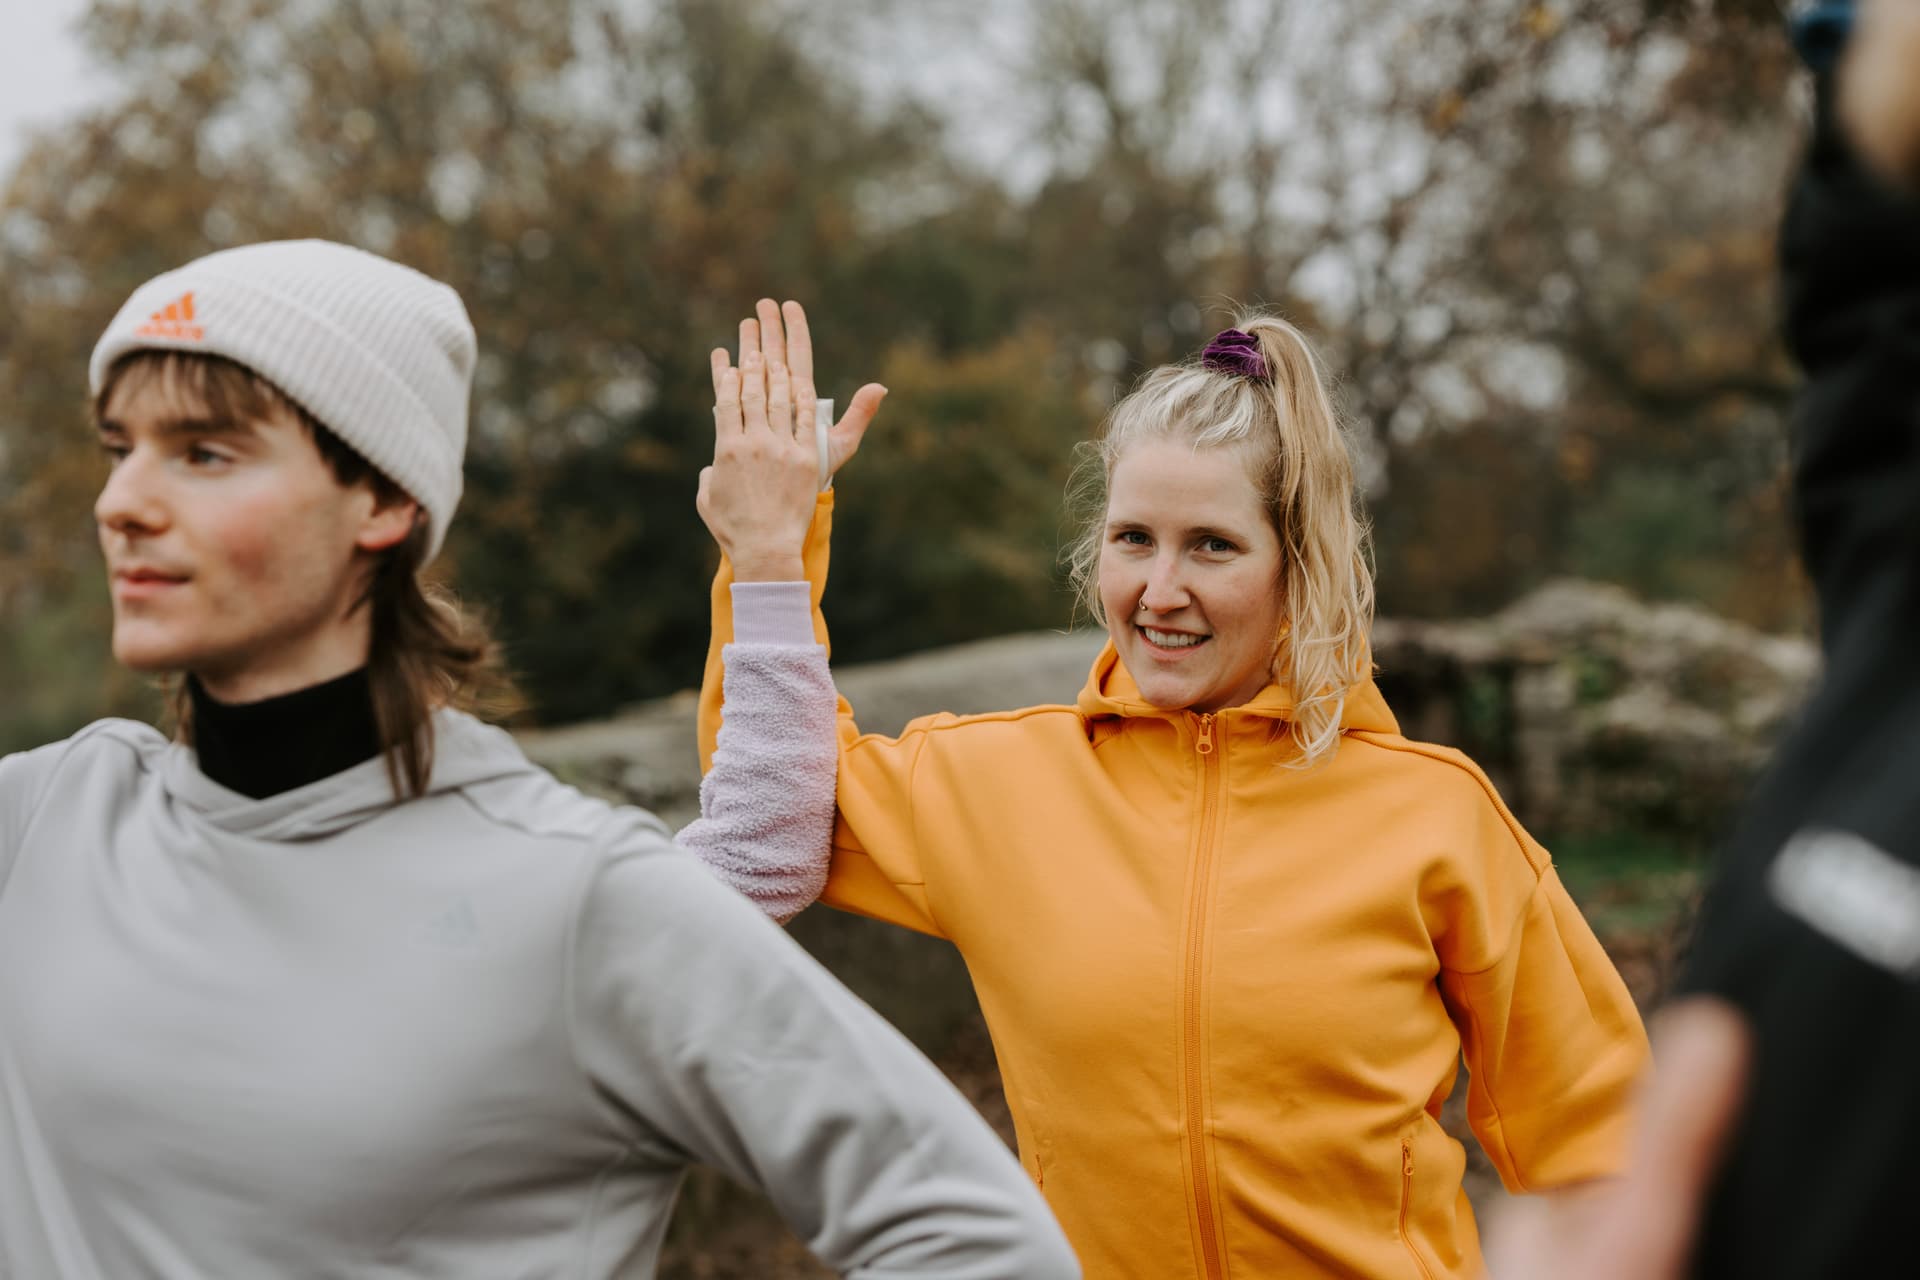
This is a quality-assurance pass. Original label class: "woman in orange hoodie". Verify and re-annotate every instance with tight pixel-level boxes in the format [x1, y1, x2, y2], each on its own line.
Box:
[696, 299, 1650, 1279]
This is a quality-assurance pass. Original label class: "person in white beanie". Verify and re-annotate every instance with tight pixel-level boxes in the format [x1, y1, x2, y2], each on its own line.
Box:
[0, 239, 1078, 1280]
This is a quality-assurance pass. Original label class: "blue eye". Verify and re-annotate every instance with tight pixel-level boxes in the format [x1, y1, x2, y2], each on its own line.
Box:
[1204, 537, 1235, 553]
[186, 445, 228, 466]
[1117, 530, 1150, 546]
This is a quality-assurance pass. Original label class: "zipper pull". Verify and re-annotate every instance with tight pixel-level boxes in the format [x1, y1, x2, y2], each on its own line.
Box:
[1402, 1141, 1414, 1177]
[1196, 713, 1215, 756]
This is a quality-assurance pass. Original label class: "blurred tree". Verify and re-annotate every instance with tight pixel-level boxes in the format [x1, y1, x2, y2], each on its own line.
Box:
[827, 334, 1086, 662]
[0, 0, 1817, 754]
[0, 0, 1035, 740]
[850, 0, 1808, 626]
[1435, 1, 1804, 624]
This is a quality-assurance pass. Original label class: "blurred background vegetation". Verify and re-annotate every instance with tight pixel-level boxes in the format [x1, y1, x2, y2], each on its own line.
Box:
[1, 0, 1809, 751]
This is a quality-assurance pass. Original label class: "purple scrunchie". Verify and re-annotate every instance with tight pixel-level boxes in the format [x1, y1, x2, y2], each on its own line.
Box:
[1200, 328, 1269, 382]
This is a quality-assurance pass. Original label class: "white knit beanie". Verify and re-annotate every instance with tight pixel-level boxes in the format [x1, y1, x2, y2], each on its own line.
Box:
[88, 239, 476, 562]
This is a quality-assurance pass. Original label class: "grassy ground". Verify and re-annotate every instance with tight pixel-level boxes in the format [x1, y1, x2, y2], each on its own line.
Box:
[659, 835, 1704, 1278]
[1552, 831, 1706, 943]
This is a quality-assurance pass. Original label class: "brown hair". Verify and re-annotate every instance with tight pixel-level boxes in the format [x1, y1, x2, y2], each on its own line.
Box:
[94, 350, 517, 798]
[1065, 312, 1374, 767]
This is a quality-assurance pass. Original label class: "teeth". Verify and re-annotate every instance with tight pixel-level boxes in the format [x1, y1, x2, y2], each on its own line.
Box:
[1143, 627, 1204, 648]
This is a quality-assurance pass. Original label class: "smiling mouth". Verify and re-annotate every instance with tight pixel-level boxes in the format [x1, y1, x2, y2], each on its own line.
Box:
[1139, 625, 1208, 651]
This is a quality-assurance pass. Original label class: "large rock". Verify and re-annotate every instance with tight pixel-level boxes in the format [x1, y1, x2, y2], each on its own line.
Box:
[1374, 579, 1818, 841]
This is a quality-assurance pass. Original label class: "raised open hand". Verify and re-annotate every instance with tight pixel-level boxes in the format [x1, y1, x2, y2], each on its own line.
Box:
[697, 300, 887, 581]
[713, 300, 888, 484]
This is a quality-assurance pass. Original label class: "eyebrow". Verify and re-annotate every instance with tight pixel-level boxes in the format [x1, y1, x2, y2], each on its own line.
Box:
[96, 415, 251, 441]
[1106, 517, 1253, 543]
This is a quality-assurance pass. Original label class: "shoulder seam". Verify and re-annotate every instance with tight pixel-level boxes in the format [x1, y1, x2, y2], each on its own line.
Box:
[849, 701, 1081, 749]
[1348, 730, 1549, 877]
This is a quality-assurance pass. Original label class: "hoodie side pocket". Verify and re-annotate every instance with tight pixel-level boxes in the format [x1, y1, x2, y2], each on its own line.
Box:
[1398, 1138, 1437, 1280]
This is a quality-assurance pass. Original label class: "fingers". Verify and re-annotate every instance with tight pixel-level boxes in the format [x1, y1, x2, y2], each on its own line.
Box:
[712, 365, 743, 443]
[784, 302, 817, 435]
[718, 301, 821, 445]
[1629, 999, 1751, 1203]
[826, 381, 888, 475]
[784, 301, 814, 384]
[791, 368, 814, 449]
[767, 353, 792, 436]
[1481, 1198, 1557, 1280]
[794, 379, 817, 442]
[733, 317, 767, 433]
[756, 298, 787, 370]
[1565, 998, 1751, 1280]
[756, 298, 795, 436]
[740, 349, 768, 434]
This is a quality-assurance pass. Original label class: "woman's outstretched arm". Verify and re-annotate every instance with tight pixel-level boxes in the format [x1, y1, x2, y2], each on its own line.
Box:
[695, 302, 952, 935]
[684, 300, 899, 922]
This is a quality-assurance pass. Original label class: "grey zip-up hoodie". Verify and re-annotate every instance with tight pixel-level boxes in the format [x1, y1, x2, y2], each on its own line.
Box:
[0, 591, 1076, 1279]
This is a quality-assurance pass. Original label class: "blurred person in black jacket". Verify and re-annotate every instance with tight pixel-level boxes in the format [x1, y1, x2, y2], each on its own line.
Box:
[1489, 1, 1920, 1274]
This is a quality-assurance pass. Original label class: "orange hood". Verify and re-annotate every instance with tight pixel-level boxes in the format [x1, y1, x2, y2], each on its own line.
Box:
[1075, 639, 1401, 735]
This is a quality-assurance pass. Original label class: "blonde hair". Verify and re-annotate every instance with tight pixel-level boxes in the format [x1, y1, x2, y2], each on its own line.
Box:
[1065, 313, 1374, 767]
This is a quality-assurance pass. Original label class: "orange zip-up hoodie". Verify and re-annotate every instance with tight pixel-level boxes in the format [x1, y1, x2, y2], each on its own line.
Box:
[699, 494, 1649, 1279]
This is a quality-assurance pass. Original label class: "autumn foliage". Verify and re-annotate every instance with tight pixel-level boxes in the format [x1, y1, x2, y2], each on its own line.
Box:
[0, 0, 1811, 750]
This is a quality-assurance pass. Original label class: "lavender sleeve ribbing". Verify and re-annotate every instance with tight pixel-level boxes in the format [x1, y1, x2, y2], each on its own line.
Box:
[674, 582, 834, 922]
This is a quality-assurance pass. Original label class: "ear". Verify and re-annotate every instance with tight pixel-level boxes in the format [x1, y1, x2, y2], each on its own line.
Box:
[355, 492, 421, 554]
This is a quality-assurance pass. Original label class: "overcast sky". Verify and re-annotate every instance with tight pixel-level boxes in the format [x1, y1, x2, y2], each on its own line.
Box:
[0, 0, 109, 179]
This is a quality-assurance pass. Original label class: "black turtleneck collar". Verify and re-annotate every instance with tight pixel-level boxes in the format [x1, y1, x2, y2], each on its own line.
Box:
[189, 667, 382, 799]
